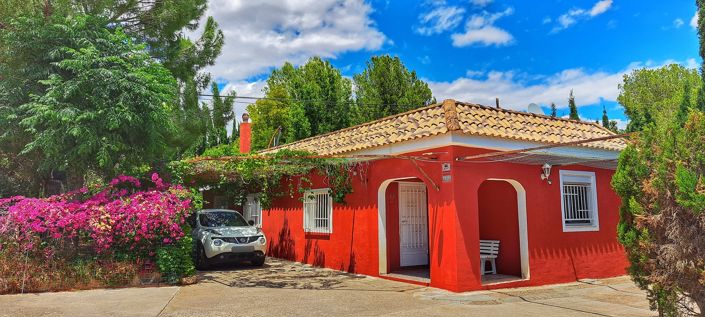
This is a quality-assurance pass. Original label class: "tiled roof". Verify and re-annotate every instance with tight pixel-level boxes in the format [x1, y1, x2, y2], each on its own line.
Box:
[259, 99, 627, 155]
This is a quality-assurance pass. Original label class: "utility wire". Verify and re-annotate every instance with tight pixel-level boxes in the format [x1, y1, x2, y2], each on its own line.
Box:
[197, 93, 432, 109]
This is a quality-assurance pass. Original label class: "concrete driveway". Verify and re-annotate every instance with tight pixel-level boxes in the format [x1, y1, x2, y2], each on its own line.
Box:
[0, 259, 654, 317]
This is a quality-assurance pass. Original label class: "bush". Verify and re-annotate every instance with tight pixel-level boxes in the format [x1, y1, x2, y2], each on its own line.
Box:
[156, 225, 196, 284]
[0, 173, 197, 293]
[613, 112, 705, 316]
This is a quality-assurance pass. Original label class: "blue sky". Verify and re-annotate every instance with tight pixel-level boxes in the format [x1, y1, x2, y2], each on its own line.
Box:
[203, 0, 700, 127]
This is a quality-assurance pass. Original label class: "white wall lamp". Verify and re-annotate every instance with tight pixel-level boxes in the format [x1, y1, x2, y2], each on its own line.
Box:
[541, 163, 552, 184]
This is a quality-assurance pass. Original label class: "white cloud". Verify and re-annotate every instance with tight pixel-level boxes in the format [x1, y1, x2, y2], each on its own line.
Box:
[552, 0, 613, 33]
[692, 12, 699, 29]
[685, 58, 699, 69]
[589, 0, 613, 16]
[416, 5, 466, 35]
[220, 80, 268, 123]
[542, 17, 552, 24]
[470, 0, 493, 7]
[426, 59, 696, 112]
[451, 7, 515, 47]
[673, 18, 684, 28]
[193, 0, 386, 82]
[465, 69, 485, 77]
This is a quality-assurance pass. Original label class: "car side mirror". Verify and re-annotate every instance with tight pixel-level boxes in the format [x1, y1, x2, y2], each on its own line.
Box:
[248, 220, 255, 226]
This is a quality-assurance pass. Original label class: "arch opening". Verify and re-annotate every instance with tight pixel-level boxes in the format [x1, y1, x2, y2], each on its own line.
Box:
[478, 178, 530, 284]
[377, 177, 431, 283]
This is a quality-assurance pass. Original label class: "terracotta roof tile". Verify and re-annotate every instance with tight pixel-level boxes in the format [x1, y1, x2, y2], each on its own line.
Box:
[259, 100, 626, 155]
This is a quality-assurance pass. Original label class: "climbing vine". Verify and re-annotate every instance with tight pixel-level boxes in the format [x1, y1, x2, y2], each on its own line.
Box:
[168, 149, 368, 209]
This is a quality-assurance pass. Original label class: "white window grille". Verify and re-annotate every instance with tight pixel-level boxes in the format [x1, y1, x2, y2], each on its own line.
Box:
[303, 188, 333, 233]
[244, 194, 262, 227]
[559, 170, 600, 232]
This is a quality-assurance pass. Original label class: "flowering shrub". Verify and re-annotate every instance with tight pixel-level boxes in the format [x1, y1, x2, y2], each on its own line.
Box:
[0, 173, 195, 293]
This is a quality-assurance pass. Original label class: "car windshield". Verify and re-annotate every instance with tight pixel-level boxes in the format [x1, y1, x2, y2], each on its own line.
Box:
[199, 211, 249, 227]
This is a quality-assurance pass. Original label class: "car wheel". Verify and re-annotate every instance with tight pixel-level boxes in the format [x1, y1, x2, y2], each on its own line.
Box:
[251, 256, 266, 267]
[195, 243, 210, 270]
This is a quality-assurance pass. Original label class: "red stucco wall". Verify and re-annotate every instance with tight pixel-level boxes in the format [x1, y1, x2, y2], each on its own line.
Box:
[385, 182, 400, 272]
[258, 144, 628, 292]
[478, 180, 521, 277]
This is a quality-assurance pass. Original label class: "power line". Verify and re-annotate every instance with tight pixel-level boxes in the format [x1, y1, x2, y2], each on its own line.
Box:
[197, 93, 432, 109]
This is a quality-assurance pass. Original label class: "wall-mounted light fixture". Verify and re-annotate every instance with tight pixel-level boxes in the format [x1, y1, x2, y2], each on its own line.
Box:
[541, 163, 552, 184]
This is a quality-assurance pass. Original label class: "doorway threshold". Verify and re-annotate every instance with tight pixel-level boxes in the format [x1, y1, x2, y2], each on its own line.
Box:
[380, 266, 430, 286]
[481, 274, 525, 286]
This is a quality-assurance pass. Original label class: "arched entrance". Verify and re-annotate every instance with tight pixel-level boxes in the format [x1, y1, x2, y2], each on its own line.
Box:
[477, 178, 529, 283]
[377, 177, 430, 283]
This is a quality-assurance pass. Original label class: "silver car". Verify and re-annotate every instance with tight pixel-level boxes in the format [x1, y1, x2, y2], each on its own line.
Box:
[193, 209, 267, 269]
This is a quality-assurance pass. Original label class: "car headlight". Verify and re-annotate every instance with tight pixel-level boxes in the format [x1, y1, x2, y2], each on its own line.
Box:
[258, 236, 266, 245]
[212, 238, 223, 247]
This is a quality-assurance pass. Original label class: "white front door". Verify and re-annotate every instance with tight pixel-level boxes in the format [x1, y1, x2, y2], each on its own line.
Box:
[399, 182, 429, 267]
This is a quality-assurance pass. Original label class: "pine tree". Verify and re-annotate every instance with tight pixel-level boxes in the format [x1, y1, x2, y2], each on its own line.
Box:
[550, 103, 557, 117]
[208, 83, 235, 146]
[353, 55, 434, 124]
[568, 89, 580, 120]
[601, 106, 610, 128]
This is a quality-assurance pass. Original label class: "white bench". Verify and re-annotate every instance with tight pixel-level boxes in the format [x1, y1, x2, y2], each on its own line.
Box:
[479, 240, 500, 275]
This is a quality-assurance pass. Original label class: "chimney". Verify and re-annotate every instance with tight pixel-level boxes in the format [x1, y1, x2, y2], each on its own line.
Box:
[239, 113, 251, 154]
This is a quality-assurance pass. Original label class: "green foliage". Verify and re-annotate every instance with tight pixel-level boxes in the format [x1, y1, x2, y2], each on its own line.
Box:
[674, 165, 705, 214]
[0, 0, 224, 193]
[568, 89, 580, 120]
[248, 55, 434, 151]
[163, 16, 225, 156]
[352, 55, 435, 124]
[170, 149, 364, 208]
[697, 0, 705, 113]
[618, 64, 700, 132]
[9, 15, 177, 179]
[550, 102, 557, 117]
[206, 83, 235, 147]
[249, 85, 294, 150]
[613, 75, 705, 313]
[201, 143, 239, 157]
[248, 57, 353, 150]
[156, 227, 196, 284]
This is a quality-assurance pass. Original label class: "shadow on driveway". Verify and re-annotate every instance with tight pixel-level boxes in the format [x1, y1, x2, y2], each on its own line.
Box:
[197, 258, 367, 290]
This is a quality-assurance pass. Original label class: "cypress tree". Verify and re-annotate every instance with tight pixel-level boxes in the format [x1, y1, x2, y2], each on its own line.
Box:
[550, 103, 557, 117]
[602, 106, 610, 128]
[568, 89, 580, 120]
[230, 116, 239, 143]
[697, 1, 705, 111]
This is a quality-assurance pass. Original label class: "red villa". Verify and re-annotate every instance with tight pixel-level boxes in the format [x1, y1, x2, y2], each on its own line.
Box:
[222, 99, 629, 292]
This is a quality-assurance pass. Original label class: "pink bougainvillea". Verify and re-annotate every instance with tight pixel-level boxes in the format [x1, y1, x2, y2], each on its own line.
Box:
[0, 174, 192, 254]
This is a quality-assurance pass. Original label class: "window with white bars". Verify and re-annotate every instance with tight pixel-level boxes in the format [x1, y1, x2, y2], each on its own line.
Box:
[559, 170, 600, 232]
[303, 189, 333, 233]
[244, 194, 262, 227]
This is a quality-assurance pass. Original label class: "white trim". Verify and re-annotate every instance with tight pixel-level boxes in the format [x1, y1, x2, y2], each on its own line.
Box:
[352, 132, 619, 162]
[559, 170, 600, 232]
[377, 177, 419, 275]
[303, 188, 333, 233]
[486, 179, 530, 280]
[245, 193, 262, 227]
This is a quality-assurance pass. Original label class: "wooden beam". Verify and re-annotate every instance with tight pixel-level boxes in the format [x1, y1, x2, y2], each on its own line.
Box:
[410, 159, 440, 191]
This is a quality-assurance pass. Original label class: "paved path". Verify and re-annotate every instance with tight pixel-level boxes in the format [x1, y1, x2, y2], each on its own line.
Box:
[0, 259, 654, 317]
